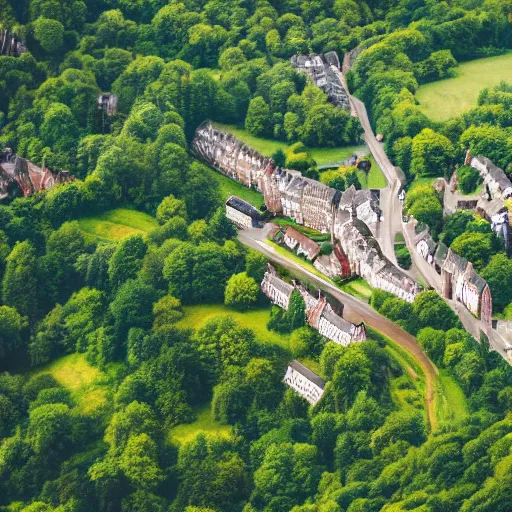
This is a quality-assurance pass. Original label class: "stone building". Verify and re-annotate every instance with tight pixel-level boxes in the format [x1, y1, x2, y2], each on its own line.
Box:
[225, 195, 262, 229]
[437, 247, 492, 325]
[296, 285, 367, 346]
[283, 360, 325, 405]
[194, 122, 274, 190]
[0, 30, 26, 57]
[0, 154, 73, 201]
[476, 197, 510, 251]
[261, 264, 295, 310]
[261, 265, 367, 345]
[414, 229, 436, 264]
[291, 52, 350, 110]
[283, 226, 321, 260]
[338, 219, 420, 302]
[467, 154, 512, 200]
[313, 243, 351, 279]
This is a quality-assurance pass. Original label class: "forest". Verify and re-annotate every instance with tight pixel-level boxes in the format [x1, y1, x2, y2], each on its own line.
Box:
[0, 0, 512, 511]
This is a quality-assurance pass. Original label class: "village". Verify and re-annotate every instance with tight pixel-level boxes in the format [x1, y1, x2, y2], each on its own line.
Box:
[194, 52, 512, 399]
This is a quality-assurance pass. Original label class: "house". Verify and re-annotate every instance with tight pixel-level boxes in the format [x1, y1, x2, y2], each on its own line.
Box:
[477, 197, 510, 251]
[338, 219, 421, 302]
[0, 30, 26, 57]
[438, 248, 492, 325]
[291, 52, 350, 110]
[261, 264, 294, 310]
[98, 94, 118, 116]
[283, 360, 325, 405]
[414, 229, 436, 264]
[283, 227, 321, 260]
[225, 196, 262, 229]
[0, 155, 73, 201]
[313, 243, 351, 279]
[468, 154, 512, 200]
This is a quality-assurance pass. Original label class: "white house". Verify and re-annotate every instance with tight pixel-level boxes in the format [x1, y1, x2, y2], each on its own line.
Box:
[225, 195, 262, 229]
[283, 360, 325, 405]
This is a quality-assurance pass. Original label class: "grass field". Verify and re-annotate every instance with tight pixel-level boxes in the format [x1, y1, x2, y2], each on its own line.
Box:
[416, 53, 512, 121]
[31, 354, 110, 415]
[177, 303, 292, 349]
[340, 278, 373, 302]
[205, 166, 265, 208]
[78, 208, 159, 242]
[170, 403, 232, 444]
[214, 123, 368, 166]
[435, 369, 468, 425]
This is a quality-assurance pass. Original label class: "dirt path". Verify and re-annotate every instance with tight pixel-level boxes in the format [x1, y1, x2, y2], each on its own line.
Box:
[240, 232, 439, 431]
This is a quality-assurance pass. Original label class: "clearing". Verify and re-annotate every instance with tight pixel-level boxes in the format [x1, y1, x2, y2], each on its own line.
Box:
[177, 303, 292, 350]
[416, 53, 512, 121]
[340, 278, 373, 303]
[30, 353, 111, 415]
[170, 403, 232, 444]
[78, 208, 158, 242]
[434, 369, 469, 425]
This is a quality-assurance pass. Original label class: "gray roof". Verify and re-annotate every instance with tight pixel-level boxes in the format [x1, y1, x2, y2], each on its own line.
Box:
[289, 360, 325, 389]
[474, 156, 512, 192]
[322, 309, 352, 334]
[226, 195, 261, 220]
[267, 273, 294, 298]
[477, 197, 506, 217]
[434, 242, 449, 266]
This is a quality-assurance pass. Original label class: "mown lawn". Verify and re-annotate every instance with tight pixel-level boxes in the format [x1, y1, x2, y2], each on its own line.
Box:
[177, 303, 292, 349]
[78, 208, 158, 242]
[416, 52, 512, 121]
[170, 403, 232, 444]
[30, 353, 111, 415]
[204, 166, 265, 208]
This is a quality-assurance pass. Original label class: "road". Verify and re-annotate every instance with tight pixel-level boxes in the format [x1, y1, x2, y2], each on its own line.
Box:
[342, 75, 512, 364]
[238, 227, 438, 430]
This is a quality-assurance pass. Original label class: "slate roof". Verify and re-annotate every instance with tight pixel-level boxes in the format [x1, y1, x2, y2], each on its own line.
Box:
[415, 229, 436, 253]
[226, 195, 262, 220]
[265, 271, 294, 298]
[289, 360, 325, 389]
[434, 242, 449, 267]
[467, 266, 487, 293]
[322, 309, 353, 334]
[477, 197, 506, 217]
[474, 156, 512, 192]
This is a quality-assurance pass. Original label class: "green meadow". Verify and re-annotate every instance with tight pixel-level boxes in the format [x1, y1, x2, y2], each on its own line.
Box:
[78, 208, 158, 242]
[416, 53, 512, 121]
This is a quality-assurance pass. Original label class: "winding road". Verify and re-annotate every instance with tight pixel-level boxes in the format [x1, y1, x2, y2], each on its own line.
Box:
[238, 227, 438, 430]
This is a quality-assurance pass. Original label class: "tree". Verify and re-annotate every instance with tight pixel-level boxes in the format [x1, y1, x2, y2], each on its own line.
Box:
[0, 306, 27, 364]
[245, 96, 271, 136]
[110, 280, 160, 339]
[184, 162, 221, 220]
[152, 295, 183, 330]
[331, 346, 372, 411]
[371, 410, 426, 454]
[457, 165, 480, 194]
[27, 403, 73, 454]
[272, 148, 287, 168]
[108, 234, 148, 291]
[413, 291, 459, 331]
[33, 17, 64, 52]
[408, 194, 443, 235]
[224, 272, 259, 309]
[156, 195, 188, 224]
[451, 232, 495, 271]
[417, 328, 446, 364]
[288, 290, 306, 331]
[440, 211, 474, 246]
[410, 128, 454, 176]
[481, 254, 512, 311]
[119, 433, 165, 490]
[2, 241, 38, 321]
